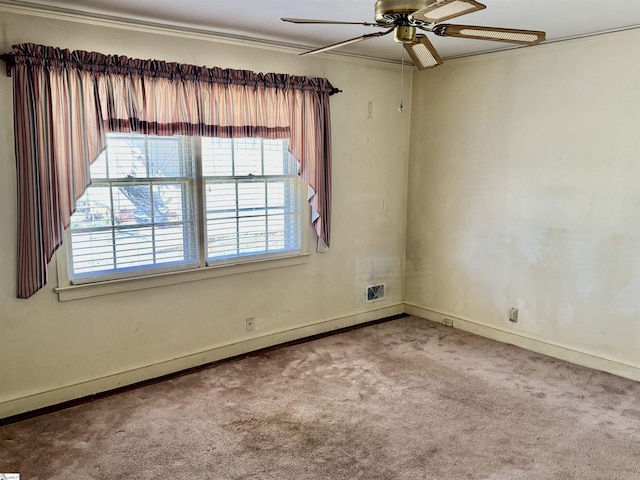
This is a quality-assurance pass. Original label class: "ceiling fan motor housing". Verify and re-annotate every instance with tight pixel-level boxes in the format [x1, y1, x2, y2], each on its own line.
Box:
[395, 25, 417, 43]
[374, 0, 434, 24]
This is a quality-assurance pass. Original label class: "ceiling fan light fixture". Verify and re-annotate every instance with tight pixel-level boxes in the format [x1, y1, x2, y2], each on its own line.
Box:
[411, 0, 486, 23]
[436, 24, 546, 45]
[404, 35, 443, 70]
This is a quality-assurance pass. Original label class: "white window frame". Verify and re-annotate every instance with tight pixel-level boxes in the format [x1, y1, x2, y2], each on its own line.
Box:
[55, 135, 309, 301]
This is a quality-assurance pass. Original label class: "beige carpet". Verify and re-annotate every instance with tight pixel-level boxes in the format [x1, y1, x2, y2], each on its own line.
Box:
[2, 316, 640, 479]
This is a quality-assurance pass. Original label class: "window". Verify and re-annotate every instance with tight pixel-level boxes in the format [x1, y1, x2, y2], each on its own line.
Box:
[202, 138, 301, 265]
[66, 133, 303, 286]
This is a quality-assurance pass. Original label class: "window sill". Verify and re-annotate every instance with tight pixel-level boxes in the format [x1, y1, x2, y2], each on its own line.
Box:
[55, 253, 310, 301]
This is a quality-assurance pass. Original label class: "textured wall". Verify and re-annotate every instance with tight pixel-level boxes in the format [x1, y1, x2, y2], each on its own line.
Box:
[406, 30, 640, 375]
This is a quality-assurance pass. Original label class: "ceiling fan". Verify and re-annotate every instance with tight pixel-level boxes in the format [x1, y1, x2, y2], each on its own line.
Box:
[282, 0, 546, 69]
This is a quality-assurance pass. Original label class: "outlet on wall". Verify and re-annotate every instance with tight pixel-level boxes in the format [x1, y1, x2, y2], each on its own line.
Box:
[246, 317, 255, 331]
[509, 308, 518, 323]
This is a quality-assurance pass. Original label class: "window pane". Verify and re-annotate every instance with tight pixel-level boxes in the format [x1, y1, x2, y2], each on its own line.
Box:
[70, 230, 114, 274]
[115, 227, 154, 268]
[116, 183, 153, 224]
[237, 181, 266, 217]
[202, 137, 233, 176]
[267, 181, 285, 209]
[207, 218, 238, 258]
[69, 134, 198, 282]
[263, 139, 287, 175]
[148, 137, 188, 177]
[106, 135, 147, 179]
[233, 138, 262, 176]
[155, 183, 191, 223]
[155, 224, 198, 263]
[238, 217, 267, 254]
[102, 134, 194, 180]
[206, 182, 236, 219]
[71, 186, 112, 229]
[111, 188, 137, 226]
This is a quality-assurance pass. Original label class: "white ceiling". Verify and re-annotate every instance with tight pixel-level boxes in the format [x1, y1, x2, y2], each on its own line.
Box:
[8, 0, 640, 63]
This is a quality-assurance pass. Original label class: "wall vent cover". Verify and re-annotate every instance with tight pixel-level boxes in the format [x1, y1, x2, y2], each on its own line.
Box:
[366, 284, 385, 303]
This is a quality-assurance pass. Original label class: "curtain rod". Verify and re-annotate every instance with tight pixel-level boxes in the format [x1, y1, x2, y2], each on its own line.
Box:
[1, 53, 14, 76]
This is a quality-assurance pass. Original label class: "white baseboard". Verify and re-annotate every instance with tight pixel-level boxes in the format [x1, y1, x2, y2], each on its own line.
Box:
[404, 303, 640, 382]
[0, 304, 404, 420]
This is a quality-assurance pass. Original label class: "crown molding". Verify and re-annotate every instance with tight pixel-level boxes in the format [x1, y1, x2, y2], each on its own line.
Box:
[0, 0, 403, 66]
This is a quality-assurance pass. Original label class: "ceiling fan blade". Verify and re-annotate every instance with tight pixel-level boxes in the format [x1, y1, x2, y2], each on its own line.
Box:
[404, 35, 443, 70]
[282, 18, 381, 27]
[411, 0, 486, 24]
[434, 24, 546, 45]
[300, 28, 395, 56]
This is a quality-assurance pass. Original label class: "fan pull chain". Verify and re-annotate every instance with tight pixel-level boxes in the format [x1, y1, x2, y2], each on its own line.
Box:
[398, 49, 405, 113]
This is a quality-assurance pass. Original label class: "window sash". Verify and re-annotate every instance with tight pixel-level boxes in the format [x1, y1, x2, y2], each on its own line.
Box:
[204, 176, 301, 264]
[68, 134, 199, 283]
[202, 137, 302, 266]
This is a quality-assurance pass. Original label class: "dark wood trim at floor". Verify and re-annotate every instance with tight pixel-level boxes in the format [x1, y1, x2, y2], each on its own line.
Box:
[1, 313, 408, 426]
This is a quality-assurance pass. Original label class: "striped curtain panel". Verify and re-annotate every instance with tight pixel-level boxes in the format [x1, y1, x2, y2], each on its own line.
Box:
[8, 43, 338, 298]
[11, 45, 106, 299]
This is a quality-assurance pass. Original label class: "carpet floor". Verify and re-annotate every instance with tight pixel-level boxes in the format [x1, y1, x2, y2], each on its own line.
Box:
[1, 316, 640, 479]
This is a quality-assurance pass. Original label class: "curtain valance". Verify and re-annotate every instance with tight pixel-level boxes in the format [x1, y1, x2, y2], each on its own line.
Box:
[4, 43, 338, 298]
[9, 43, 341, 94]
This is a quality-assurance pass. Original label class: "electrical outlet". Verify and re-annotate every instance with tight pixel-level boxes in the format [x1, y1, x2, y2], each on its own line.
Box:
[509, 308, 518, 323]
[245, 317, 255, 331]
[442, 318, 453, 327]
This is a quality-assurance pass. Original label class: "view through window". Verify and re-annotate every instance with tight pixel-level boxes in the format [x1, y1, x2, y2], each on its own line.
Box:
[68, 134, 302, 283]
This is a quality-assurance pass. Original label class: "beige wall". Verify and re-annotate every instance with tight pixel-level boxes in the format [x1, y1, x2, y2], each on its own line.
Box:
[405, 29, 640, 379]
[0, 11, 411, 417]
